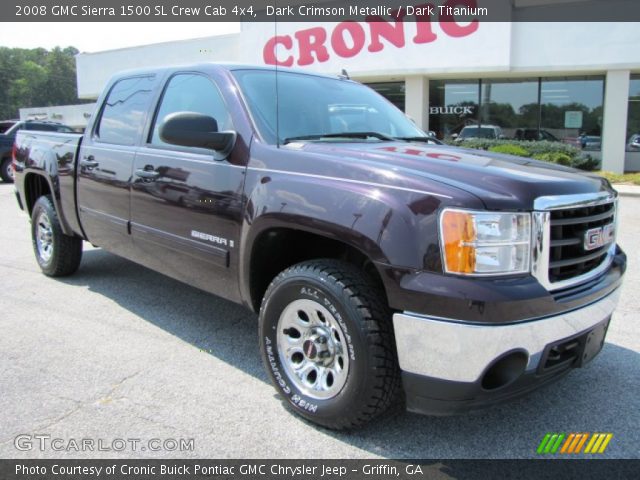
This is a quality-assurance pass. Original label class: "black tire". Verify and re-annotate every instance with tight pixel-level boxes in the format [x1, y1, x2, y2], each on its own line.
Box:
[31, 195, 82, 276]
[259, 259, 400, 429]
[0, 157, 13, 183]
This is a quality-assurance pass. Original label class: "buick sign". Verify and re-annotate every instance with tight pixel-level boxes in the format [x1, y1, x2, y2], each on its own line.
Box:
[429, 106, 475, 116]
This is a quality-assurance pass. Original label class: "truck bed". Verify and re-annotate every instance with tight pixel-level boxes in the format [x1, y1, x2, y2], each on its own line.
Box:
[14, 130, 83, 236]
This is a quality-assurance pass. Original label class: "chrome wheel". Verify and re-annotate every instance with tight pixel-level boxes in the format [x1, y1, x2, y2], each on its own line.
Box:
[277, 299, 350, 399]
[35, 211, 54, 263]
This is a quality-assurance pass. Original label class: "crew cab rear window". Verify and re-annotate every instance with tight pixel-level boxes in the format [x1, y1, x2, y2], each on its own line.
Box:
[25, 123, 74, 132]
[150, 73, 232, 147]
[95, 76, 155, 146]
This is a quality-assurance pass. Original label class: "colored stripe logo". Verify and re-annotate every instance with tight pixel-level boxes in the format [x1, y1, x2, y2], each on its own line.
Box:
[537, 433, 613, 454]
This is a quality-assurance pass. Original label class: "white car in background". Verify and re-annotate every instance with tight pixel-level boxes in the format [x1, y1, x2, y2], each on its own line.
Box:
[453, 125, 505, 142]
[628, 133, 640, 151]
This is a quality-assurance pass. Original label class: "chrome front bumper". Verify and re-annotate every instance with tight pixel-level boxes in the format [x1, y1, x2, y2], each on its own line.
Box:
[392, 288, 621, 383]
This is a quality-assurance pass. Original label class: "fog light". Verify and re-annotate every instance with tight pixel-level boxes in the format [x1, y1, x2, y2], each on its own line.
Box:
[481, 351, 528, 390]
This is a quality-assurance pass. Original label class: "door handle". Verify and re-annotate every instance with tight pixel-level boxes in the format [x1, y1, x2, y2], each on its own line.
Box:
[135, 169, 160, 180]
[80, 156, 99, 168]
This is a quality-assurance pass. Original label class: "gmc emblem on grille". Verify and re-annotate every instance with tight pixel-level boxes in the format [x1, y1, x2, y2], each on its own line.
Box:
[584, 224, 615, 251]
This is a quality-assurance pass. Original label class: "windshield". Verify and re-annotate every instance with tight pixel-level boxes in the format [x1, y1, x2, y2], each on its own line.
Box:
[233, 70, 425, 144]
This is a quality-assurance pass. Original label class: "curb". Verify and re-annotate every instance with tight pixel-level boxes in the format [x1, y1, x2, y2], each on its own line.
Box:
[613, 186, 640, 198]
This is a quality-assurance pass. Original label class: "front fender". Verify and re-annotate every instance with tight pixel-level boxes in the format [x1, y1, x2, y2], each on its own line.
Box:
[243, 171, 425, 261]
[238, 167, 477, 308]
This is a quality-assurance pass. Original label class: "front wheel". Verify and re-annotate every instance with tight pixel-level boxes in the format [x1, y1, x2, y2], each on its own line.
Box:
[31, 195, 82, 276]
[259, 259, 400, 429]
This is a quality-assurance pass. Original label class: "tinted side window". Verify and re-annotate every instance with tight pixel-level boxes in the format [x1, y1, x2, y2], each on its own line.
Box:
[96, 76, 154, 145]
[150, 74, 232, 147]
[26, 124, 58, 132]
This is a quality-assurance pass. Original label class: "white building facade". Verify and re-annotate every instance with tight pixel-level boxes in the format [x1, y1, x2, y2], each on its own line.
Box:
[76, 21, 640, 172]
[19, 103, 96, 130]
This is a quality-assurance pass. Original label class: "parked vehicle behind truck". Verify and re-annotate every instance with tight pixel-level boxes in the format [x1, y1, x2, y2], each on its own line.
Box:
[12, 64, 626, 429]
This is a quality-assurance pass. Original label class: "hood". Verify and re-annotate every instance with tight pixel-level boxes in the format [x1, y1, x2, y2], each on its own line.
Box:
[285, 141, 613, 210]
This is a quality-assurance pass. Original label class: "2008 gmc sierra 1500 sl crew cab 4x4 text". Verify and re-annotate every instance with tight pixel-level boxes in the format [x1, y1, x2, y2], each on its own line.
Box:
[12, 64, 626, 429]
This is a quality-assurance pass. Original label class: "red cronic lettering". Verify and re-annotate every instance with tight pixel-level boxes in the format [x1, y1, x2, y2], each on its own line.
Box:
[426, 153, 461, 162]
[295, 27, 330, 66]
[263, 35, 294, 66]
[412, 4, 438, 44]
[366, 9, 406, 52]
[440, 0, 480, 38]
[331, 22, 366, 58]
[378, 146, 424, 156]
[262, 8, 481, 68]
[377, 146, 462, 162]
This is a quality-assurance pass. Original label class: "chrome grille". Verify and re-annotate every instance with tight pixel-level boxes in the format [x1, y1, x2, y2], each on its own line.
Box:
[532, 192, 617, 291]
[548, 201, 615, 282]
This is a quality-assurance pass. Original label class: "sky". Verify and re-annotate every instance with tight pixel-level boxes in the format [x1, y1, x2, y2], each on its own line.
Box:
[0, 22, 240, 52]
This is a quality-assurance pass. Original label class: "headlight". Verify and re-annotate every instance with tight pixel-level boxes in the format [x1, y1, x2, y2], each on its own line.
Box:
[439, 209, 531, 276]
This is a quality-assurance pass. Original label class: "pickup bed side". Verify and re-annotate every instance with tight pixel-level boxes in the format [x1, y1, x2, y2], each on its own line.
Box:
[14, 131, 84, 237]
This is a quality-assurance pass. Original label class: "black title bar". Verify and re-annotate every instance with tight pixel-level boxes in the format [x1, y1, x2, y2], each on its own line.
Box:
[2, 0, 640, 22]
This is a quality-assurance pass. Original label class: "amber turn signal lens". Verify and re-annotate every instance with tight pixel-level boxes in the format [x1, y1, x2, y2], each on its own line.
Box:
[441, 210, 476, 274]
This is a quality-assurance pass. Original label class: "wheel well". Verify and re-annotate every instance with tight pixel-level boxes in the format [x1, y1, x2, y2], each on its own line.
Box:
[24, 173, 52, 214]
[249, 228, 386, 311]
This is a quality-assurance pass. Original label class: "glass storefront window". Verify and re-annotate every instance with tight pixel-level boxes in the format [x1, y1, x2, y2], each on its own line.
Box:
[367, 82, 405, 112]
[428, 80, 479, 140]
[540, 76, 604, 151]
[627, 75, 640, 152]
[480, 79, 539, 140]
[426, 76, 605, 148]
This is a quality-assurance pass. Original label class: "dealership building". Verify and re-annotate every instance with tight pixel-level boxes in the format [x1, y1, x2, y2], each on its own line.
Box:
[70, 18, 640, 172]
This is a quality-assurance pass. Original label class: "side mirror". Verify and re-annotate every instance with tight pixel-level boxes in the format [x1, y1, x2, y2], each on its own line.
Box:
[159, 112, 235, 152]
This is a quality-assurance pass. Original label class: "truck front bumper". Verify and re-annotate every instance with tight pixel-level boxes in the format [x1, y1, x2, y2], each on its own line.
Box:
[392, 288, 621, 415]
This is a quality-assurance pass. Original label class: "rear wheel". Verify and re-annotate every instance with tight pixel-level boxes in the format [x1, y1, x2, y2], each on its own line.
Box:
[31, 195, 82, 276]
[0, 158, 13, 183]
[259, 259, 400, 429]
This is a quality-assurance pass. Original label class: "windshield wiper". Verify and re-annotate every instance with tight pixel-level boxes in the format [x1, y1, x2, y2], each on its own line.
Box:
[283, 131, 395, 144]
[394, 136, 441, 144]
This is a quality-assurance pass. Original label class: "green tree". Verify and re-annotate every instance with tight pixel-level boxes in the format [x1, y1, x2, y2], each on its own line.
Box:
[44, 47, 80, 107]
[0, 46, 85, 120]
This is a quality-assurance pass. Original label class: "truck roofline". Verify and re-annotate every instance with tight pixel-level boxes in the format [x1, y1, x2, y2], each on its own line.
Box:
[106, 62, 358, 84]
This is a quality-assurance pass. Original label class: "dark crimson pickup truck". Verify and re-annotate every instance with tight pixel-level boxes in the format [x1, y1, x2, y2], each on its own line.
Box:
[12, 64, 626, 429]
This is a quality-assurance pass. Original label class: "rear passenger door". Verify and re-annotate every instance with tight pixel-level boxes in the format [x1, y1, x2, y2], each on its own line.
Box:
[77, 75, 156, 257]
[129, 72, 245, 300]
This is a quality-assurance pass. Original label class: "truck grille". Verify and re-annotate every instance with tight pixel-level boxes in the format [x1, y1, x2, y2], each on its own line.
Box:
[548, 201, 616, 283]
[532, 192, 617, 291]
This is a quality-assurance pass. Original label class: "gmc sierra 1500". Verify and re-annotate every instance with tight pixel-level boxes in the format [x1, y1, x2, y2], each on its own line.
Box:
[12, 64, 626, 429]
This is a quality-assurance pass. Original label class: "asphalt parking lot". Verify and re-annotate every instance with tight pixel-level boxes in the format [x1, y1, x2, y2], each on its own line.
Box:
[0, 182, 638, 459]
